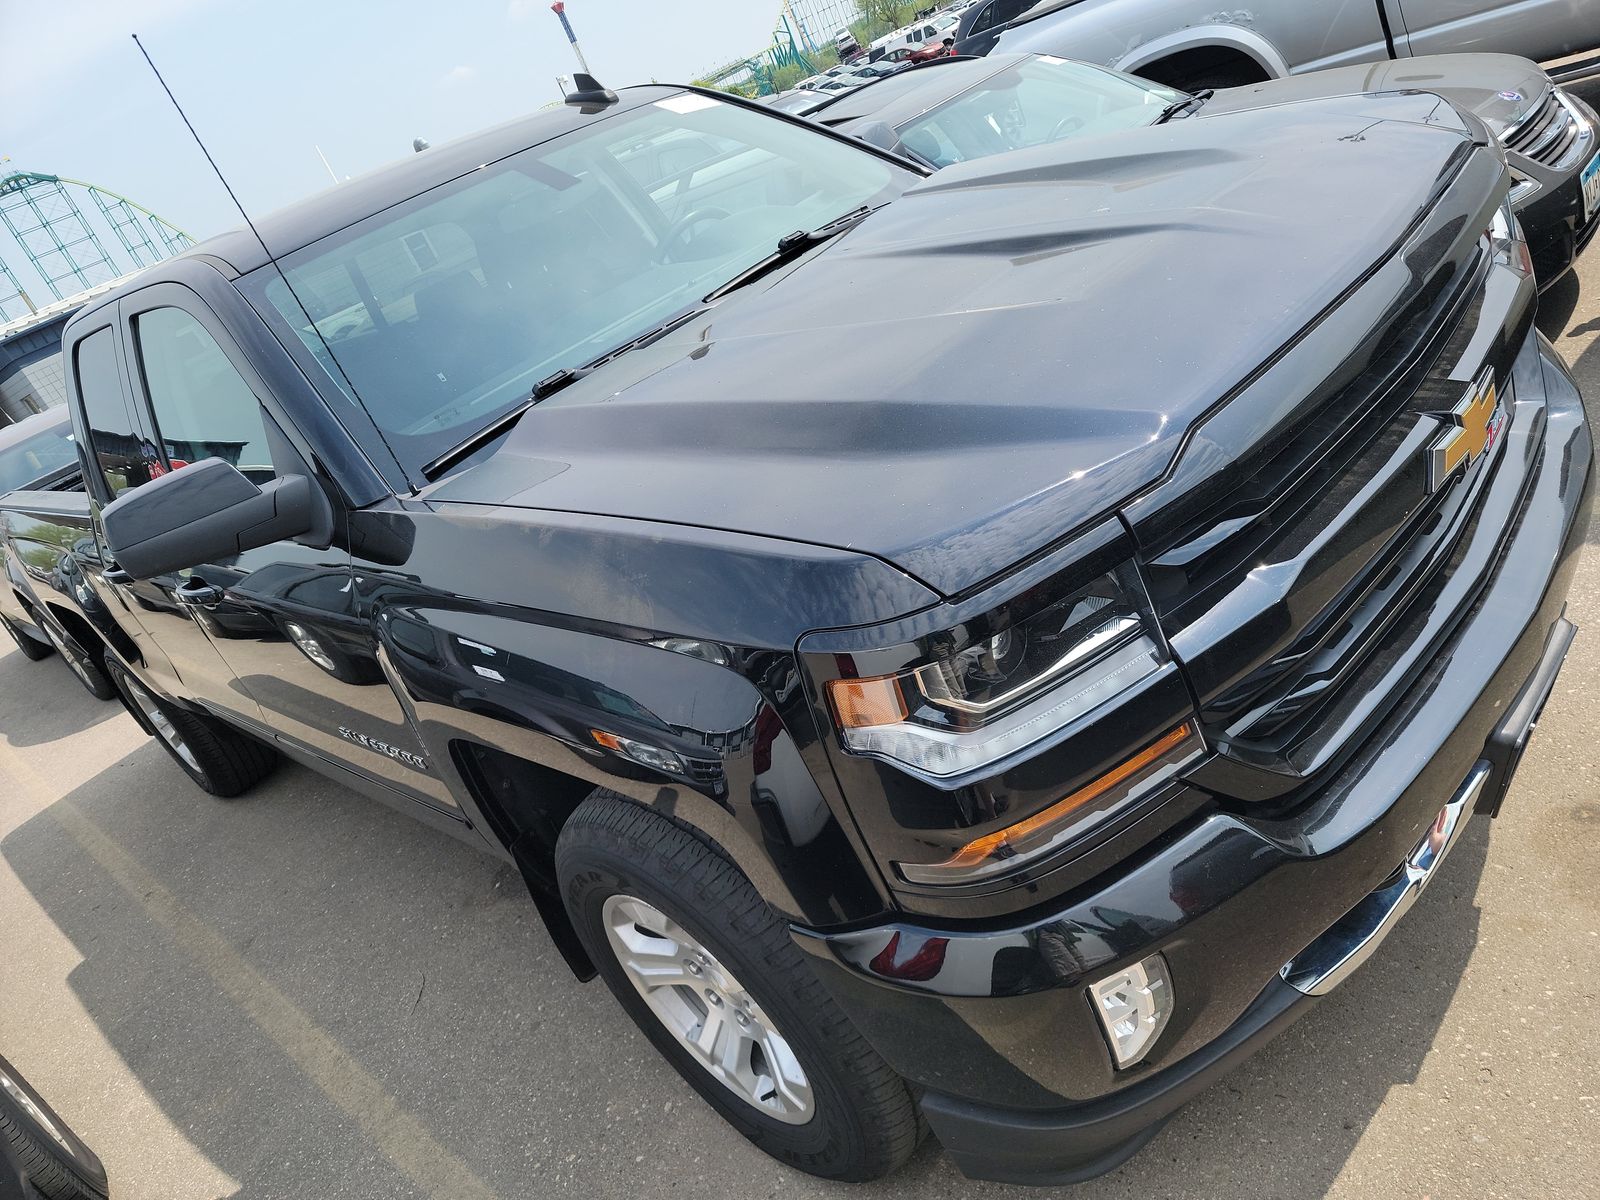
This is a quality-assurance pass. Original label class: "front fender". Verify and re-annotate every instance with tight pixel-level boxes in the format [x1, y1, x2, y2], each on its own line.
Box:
[374, 601, 894, 929]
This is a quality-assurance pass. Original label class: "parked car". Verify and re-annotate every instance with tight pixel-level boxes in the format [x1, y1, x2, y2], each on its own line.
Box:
[906, 37, 956, 64]
[9, 78, 1589, 1186]
[0, 1052, 108, 1200]
[871, 14, 960, 61]
[818, 51, 1599, 286]
[846, 60, 910, 81]
[994, 0, 1600, 89]
[0, 409, 117, 700]
[950, 0, 1035, 56]
[761, 88, 836, 115]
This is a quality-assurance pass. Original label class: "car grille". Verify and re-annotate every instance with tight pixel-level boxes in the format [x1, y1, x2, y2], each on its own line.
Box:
[1503, 88, 1587, 168]
[1136, 200, 1536, 803]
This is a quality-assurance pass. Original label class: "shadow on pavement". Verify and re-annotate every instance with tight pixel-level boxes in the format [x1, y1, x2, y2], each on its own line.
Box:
[2, 720, 1494, 1199]
[0, 644, 121, 747]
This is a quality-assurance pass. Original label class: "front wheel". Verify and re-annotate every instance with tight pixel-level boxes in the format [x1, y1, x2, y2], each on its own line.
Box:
[105, 659, 278, 797]
[557, 792, 923, 1182]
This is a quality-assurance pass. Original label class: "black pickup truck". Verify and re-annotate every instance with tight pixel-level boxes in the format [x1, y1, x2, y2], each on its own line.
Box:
[2, 82, 1590, 1185]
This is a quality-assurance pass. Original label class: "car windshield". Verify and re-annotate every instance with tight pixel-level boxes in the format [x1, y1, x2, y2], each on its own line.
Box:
[244, 93, 906, 480]
[892, 56, 1182, 167]
[0, 423, 78, 494]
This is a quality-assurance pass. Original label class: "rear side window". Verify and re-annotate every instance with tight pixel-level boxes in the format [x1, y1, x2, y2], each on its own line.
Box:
[75, 328, 156, 496]
[133, 307, 275, 483]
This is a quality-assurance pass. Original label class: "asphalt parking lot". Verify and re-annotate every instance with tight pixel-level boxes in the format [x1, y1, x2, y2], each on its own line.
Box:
[4, 82, 1600, 1200]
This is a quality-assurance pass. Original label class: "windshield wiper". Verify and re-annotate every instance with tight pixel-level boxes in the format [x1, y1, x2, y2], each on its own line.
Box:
[704, 205, 877, 301]
[420, 305, 705, 481]
[1154, 89, 1214, 125]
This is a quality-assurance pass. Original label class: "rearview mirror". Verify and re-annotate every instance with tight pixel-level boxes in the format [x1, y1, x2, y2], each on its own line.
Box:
[102, 458, 316, 579]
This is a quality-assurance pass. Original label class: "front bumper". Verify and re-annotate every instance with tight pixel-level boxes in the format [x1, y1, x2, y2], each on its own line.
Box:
[1515, 90, 1599, 289]
[792, 333, 1592, 1183]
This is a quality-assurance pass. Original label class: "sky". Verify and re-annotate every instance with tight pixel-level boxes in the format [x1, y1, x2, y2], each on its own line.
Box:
[1, 0, 782, 302]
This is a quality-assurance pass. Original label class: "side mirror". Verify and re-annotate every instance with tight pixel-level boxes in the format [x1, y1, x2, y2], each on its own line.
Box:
[850, 121, 903, 153]
[102, 458, 316, 579]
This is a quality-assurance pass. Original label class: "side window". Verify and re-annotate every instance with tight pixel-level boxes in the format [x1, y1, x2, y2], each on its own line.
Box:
[75, 328, 156, 496]
[970, 3, 996, 35]
[133, 308, 276, 484]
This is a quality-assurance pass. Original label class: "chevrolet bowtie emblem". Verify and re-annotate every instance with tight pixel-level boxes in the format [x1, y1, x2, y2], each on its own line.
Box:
[1429, 369, 1506, 493]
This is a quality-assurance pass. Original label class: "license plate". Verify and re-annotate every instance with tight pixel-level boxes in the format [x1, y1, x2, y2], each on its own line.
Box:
[1583, 150, 1600, 224]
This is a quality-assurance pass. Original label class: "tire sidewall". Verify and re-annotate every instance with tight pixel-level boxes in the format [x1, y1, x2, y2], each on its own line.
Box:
[563, 851, 864, 1165]
[2, 616, 53, 661]
[40, 623, 115, 701]
[103, 660, 217, 791]
[0, 1055, 108, 1196]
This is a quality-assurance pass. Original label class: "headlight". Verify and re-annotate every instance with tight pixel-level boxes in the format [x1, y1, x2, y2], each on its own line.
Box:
[826, 564, 1165, 782]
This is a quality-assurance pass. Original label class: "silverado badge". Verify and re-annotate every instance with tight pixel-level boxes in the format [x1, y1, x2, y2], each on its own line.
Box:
[1429, 369, 1506, 494]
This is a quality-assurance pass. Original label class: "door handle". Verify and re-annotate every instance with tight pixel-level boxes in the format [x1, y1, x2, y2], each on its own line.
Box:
[176, 579, 224, 607]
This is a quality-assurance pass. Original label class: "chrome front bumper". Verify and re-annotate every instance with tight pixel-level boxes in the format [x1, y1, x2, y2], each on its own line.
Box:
[1281, 609, 1576, 998]
[1280, 761, 1489, 996]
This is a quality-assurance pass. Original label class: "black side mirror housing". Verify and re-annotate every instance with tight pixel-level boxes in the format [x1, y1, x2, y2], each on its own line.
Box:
[102, 458, 316, 579]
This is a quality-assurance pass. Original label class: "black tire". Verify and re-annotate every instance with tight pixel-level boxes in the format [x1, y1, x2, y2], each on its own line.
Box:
[1178, 67, 1267, 91]
[39, 622, 118, 702]
[104, 659, 279, 798]
[557, 791, 923, 1182]
[0, 1053, 108, 1200]
[3, 616, 55, 662]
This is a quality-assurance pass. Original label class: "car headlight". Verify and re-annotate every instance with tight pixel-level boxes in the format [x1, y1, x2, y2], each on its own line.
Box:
[808, 552, 1205, 889]
[826, 564, 1166, 781]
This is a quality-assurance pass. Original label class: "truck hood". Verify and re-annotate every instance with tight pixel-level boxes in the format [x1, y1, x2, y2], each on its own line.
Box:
[433, 93, 1479, 599]
[1200, 53, 1551, 138]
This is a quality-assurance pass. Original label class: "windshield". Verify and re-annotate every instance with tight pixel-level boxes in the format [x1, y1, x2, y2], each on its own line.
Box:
[245, 93, 905, 480]
[0, 422, 78, 494]
[893, 56, 1182, 167]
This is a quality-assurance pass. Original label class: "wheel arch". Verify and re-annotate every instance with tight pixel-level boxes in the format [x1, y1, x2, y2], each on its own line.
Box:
[1119, 25, 1287, 87]
[373, 602, 894, 978]
[42, 600, 110, 667]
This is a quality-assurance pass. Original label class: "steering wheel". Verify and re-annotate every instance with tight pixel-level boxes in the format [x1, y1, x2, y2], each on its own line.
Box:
[1050, 115, 1086, 141]
[656, 207, 732, 262]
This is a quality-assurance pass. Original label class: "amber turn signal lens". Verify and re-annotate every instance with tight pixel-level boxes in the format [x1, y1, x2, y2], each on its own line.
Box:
[928, 721, 1196, 874]
[827, 675, 909, 729]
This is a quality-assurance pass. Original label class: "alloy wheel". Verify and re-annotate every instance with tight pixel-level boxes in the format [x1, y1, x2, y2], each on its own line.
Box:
[123, 678, 202, 773]
[601, 894, 815, 1124]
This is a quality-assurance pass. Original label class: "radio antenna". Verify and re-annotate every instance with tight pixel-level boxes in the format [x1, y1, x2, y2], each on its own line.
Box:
[131, 34, 415, 492]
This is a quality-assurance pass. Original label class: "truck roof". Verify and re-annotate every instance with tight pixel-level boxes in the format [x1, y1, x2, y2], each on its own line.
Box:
[143, 85, 684, 285]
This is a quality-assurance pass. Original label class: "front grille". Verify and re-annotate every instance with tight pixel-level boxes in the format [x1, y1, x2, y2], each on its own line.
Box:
[1142, 246, 1535, 798]
[1503, 89, 1586, 168]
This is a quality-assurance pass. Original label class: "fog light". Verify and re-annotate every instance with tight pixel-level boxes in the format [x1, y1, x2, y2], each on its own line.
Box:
[1088, 954, 1173, 1069]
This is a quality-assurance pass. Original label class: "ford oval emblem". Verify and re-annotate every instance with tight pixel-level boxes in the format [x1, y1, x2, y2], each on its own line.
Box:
[1498, 90, 1523, 103]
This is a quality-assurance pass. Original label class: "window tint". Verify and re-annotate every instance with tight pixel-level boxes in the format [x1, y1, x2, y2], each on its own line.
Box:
[896, 58, 1181, 168]
[134, 308, 275, 483]
[75, 328, 156, 496]
[0, 424, 79, 494]
[970, 2, 997, 35]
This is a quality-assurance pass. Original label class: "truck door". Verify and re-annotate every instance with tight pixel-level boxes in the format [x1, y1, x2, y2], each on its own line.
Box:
[1388, 0, 1589, 63]
[115, 284, 457, 812]
[68, 311, 237, 709]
